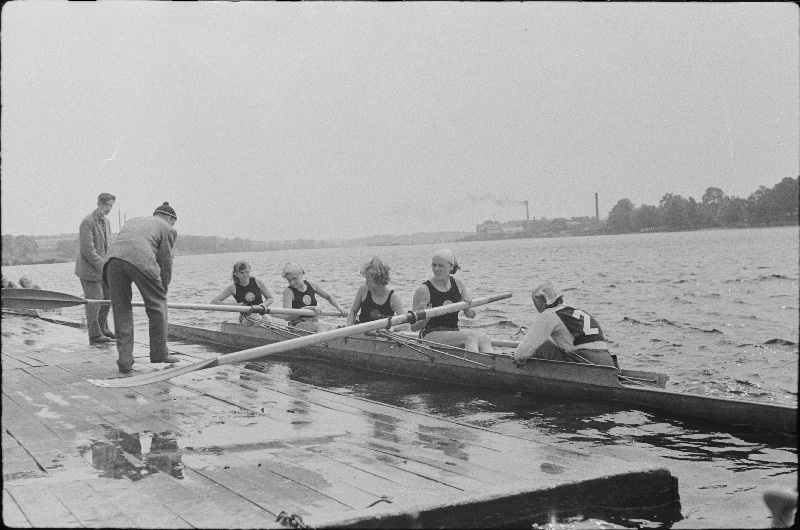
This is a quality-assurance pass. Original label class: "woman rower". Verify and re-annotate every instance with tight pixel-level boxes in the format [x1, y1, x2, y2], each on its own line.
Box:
[410, 249, 495, 353]
[347, 257, 407, 329]
[282, 262, 347, 331]
[210, 260, 275, 325]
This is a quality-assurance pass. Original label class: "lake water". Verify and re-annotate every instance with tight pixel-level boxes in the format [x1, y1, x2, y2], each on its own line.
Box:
[4, 226, 798, 528]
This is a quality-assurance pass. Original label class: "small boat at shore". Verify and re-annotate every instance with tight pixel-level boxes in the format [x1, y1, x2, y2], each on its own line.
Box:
[169, 320, 797, 435]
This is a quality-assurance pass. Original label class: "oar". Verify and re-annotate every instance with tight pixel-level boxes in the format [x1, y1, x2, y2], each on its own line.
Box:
[87, 292, 512, 388]
[385, 330, 520, 349]
[1, 288, 341, 317]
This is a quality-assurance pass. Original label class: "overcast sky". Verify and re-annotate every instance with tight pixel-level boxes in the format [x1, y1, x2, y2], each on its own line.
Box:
[2, 2, 797, 241]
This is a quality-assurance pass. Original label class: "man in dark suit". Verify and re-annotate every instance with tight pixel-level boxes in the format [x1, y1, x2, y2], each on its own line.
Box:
[75, 193, 115, 344]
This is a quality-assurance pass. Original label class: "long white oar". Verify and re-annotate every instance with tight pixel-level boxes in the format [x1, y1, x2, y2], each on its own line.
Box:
[1, 288, 341, 317]
[87, 292, 512, 388]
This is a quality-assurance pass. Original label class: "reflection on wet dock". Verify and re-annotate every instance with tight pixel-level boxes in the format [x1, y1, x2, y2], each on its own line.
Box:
[1, 313, 680, 528]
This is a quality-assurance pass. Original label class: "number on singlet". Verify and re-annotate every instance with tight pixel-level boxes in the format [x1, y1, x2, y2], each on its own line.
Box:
[572, 309, 599, 335]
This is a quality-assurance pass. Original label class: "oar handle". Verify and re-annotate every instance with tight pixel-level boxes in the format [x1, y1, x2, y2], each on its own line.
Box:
[129, 301, 341, 318]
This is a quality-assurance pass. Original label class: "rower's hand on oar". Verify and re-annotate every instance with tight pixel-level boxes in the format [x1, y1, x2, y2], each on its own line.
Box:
[513, 358, 528, 368]
[309, 306, 323, 316]
[461, 297, 476, 318]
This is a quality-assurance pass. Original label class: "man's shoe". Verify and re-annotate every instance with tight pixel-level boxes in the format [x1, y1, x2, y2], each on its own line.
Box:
[103, 331, 116, 339]
[154, 355, 180, 364]
[90, 336, 114, 344]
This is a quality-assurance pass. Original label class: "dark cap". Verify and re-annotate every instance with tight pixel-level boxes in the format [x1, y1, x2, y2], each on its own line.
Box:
[153, 202, 177, 220]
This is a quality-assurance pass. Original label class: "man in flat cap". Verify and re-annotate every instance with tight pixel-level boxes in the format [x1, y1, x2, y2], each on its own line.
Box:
[104, 202, 179, 373]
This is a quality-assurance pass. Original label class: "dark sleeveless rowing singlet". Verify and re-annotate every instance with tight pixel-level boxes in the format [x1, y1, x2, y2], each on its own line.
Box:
[358, 290, 395, 323]
[234, 277, 263, 305]
[288, 280, 317, 309]
[554, 304, 606, 346]
[423, 278, 461, 331]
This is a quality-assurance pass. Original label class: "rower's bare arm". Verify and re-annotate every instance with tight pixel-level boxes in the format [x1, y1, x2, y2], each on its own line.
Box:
[455, 278, 476, 318]
[313, 281, 346, 316]
[255, 279, 275, 307]
[347, 286, 366, 325]
[410, 285, 430, 332]
[282, 288, 294, 309]
[211, 285, 236, 305]
[389, 292, 409, 331]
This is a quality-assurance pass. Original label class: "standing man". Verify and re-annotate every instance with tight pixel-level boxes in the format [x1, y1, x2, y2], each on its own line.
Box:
[104, 202, 178, 373]
[513, 282, 618, 369]
[76, 192, 116, 344]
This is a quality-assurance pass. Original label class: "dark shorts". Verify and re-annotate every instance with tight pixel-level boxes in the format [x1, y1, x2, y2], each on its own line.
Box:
[420, 325, 459, 338]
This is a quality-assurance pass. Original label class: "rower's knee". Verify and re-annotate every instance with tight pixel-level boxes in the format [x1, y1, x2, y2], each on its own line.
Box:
[463, 332, 480, 352]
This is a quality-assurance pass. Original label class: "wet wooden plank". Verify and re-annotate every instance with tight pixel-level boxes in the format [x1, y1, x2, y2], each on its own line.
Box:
[50, 364, 183, 434]
[193, 367, 527, 451]
[251, 445, 433, 505]
[3, 368, 109, 439]
[87, 477, 193, 529]
[214, 456, 354, 514]
[1, 353, 32, 369]
[301, 440, 464, 495]
[191, 467, 286, 516]
[239, 452, 387, 510]
[1, 394, 66, 453]
[0, 351, 46, 367]
[131, 471, 235, 529]
[2, 488, 31, 528]
[4, 482, 81, 527]
[49, 479, 137, 527]
[180, 467, 276, 528]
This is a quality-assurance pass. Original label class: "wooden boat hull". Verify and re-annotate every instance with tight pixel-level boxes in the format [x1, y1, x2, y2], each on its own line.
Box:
[169, 322, 797, 434]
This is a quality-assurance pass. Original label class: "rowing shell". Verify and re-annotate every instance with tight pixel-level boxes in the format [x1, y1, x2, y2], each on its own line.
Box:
[168, 320, 797, 434]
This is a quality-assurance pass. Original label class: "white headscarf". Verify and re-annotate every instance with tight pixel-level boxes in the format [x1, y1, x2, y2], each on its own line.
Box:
[432, 248, 460, 273]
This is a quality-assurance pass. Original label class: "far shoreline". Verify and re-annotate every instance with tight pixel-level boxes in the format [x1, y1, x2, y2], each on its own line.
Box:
[3, 223, 796, 267]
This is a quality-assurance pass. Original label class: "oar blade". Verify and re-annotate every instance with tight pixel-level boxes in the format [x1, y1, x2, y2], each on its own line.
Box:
[1, 288, 88, 310]
[88, 358, 219, 388]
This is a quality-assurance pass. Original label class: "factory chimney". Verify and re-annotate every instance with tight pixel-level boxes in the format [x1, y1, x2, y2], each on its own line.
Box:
[595, 193, 599, 220]
[524, 200, 529, 221]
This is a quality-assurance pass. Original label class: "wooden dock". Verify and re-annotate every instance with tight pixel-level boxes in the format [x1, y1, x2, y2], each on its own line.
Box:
[1, 312, 680, 528]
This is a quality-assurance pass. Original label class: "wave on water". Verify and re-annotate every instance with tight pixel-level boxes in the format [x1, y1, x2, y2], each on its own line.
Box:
[654, 318, 679, 326]
[764, 338, 797, 347]
[694, 326, 724, 334]
[621, 316, 724, 334]
[757, 274, 796, 281]
[622, 317, 654, 326]
[671, 296, 693, 304]
[650, 338, 683, 347]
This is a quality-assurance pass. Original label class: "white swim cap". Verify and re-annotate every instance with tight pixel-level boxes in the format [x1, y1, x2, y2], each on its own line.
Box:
[532, 282, 562, 306]
[282, 262, 304, 277]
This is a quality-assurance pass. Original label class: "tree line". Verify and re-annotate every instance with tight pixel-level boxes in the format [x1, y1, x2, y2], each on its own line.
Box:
[0, 233, 326, 266]
[606, 176, 799, 234]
